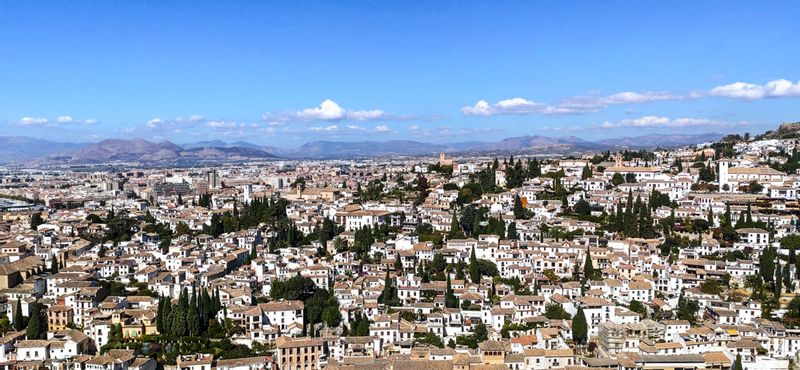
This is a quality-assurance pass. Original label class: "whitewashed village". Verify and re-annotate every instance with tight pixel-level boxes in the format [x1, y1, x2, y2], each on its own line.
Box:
[3, 123, 800, 370]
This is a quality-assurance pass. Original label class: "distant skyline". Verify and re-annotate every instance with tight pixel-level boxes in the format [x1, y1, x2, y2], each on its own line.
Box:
[1, 1, 799, 146]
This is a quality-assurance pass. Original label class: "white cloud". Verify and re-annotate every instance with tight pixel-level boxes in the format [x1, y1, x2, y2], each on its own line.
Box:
[297, 100, 346, 120]
[600, 116, 726, 128]
[266, 99, 389, 122]
[709, 79, 800, 100]
[465, 91, 681, 116]
[206, 120, 237, 128]
[348, 109, 386, 121]
[604, 91, 677, 104]
[56, 116, 73, 124]
[462, 98, 544, 116]
[146, 118, 164, 128]
[373, 124, 390, 133]
[461, 100, 493, 116]
[309, 125, 339, 132]
[19, 116, 95, 126]
[18, 117, 49, 126]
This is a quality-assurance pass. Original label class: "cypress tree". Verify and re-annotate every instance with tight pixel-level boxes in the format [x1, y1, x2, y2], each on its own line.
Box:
[445, 273, 458, 308]
[745, 203, 753, 227]
[51, 256, 59, 273]
[734, 354, 743, 370]
[213, 288, 221, 313]
[200, 289, 210, 333]
[13, 300, 25, 331]
[723, 204, 732, 227]
[513, 195, 527, 219]
[171, 304, 186, 337]
[624, 191, 636, 236]
[448, 210, 464, 239]
[638, 204, 655, 238]
[26, 303, 45, 339]
[156, 297, 164, 333]
[380, 271, 399, 306]
[572, 307, 588, 345]
[581, 165, 592, 180]
[783, 262, 792, 293]
[775, 259, 782, 298]
[583, 248, 596, 281]
[760, 247, 777, 284]
[735, 211, 745, 229]
[188, 289, 200, 336]
[507, 222, 518, 240]
[615, 202, 624, 232]
[163, 297, 173, 336]
[469, 246, 480, 283]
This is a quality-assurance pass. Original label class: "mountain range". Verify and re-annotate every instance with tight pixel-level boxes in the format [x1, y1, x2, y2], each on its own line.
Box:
[0, 132, 723, 165]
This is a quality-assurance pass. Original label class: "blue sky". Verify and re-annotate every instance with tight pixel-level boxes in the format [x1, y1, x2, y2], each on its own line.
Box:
[1, 1, 799, 146]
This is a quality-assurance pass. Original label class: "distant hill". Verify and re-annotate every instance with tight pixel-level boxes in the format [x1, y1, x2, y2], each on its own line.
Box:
[596, 133, 724, 148]
[277, 140, 462, 159]
[181, 140, 264, 150]
[274, 136, 611, 158]
[0, 136, 88, 163]
[2, 130, 733, 165]
[475, 135, 607, 152]
[38, 138, 276, 164]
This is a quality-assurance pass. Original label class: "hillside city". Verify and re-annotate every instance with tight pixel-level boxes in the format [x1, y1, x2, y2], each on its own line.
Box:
[3, 123, 800, 370]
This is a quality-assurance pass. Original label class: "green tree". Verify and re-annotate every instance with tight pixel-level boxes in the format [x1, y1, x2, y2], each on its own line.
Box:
[507, 222, 518, 240]
[30, 212, 44, 230]
[50, 256, 59, 273]
[611, 173, 625, 186]
[270, 275, 318, 301]
[581, 165, 592, 180]
[775, 260, 783, 298]
[0, 317, 10, 334]
[573, 198, 591, 215]
[781, 234, 800, 250]
[414, 332, 444, 348]
[733, 354, 743, 370]
[448, 210, 464, 239]
[445, 273, 459, 308]
[544, 304, 572, 320]
[473, 322, 488, 342]
[25, 302, 46, 339]
[783, 262, 792, 293]
[629, 300, 647, 316]
[513, 195, 528, 220]
[583, 249, 598, 281]
[699, 279, 723, 295]
[322, 304, 342, 328]
[379, 271, 400, 307]
[677, 290, 700, 324]
[760, 247, 778, 284]
[572, 307, 588, 345]
[469, 246, 480, 283]
[13, 300, 25, 331]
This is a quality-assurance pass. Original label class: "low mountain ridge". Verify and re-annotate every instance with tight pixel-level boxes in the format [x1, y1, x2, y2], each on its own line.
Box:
[0, 131, 727, 164]
[36, 138, 276, 164]
[0, 136, 88, 162]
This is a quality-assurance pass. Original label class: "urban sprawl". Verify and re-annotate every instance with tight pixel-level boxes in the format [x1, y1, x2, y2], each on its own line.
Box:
[3, 124, 800, 370]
